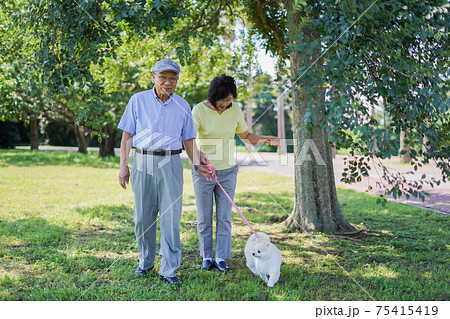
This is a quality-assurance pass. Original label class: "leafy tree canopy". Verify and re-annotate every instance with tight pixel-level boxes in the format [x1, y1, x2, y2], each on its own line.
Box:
[246, 0, 449, 200]
[1, 0, 448, 202]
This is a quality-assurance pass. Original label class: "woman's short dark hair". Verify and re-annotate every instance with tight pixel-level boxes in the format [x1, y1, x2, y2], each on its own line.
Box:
[208, 74, 237, 108]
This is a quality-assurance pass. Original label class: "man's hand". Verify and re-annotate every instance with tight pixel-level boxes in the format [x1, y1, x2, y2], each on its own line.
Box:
[265, 136, 281, 146]
[199, 152, 209, 165]
[196, 164, 214, 181]
[118, 166, 130, 189]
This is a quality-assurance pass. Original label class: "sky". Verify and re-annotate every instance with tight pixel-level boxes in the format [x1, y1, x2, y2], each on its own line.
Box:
[230, 24, 280, 78]
[256, 50, 278, 77]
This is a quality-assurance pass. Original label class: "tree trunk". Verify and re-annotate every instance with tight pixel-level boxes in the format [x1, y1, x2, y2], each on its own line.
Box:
[399, 129, 411, 163]
[75, 125, 90, 154]
[277, 81, 287, 154]
[422, 118, 429, 156]
[371, 104, 379, 153]
[331, 145, 337, 158]
[29, 118, 39, 150]
[246, 69, 254, 132]
[98, 124, 116, 157]
[284, 1, 352, 232]
[422, 135, 429, 156]
[382, 101, 386, 149]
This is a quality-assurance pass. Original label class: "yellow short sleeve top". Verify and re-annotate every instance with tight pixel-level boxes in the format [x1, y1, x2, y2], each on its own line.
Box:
[192, 101, 248, 170]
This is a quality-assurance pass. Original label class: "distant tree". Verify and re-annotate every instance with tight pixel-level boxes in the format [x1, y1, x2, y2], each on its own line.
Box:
[253, 73, 294, 153]
[0, 1, 43, 149]
[15, 0, 240, 156]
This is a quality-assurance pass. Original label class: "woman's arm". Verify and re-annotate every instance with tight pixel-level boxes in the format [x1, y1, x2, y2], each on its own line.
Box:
[238, 130, 280, 146]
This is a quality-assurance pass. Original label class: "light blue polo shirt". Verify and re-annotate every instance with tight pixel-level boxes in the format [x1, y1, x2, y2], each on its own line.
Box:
[118, 88, 196, 150]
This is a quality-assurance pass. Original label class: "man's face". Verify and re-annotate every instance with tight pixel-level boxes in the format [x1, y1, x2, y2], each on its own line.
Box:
[152, 71, 179, 99]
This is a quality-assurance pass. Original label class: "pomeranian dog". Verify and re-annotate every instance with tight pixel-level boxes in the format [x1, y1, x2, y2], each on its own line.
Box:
[244, 232, 282, 287]
[244, 232, 271, 275]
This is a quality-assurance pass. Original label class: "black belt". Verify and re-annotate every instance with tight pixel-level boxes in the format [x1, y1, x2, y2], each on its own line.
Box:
[135, 149, 182, 156]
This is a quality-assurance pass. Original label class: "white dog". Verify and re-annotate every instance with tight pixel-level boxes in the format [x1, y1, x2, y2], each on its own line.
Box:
[244, 232, 282, 287]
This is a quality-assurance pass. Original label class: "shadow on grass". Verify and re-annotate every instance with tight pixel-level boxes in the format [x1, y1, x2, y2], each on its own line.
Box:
[0, 217, 70, 249]
[233, 191, 293, 220]
[0, 217, 73, 271]
[0, 214, 139, 300]
[74, 204, 134, 226]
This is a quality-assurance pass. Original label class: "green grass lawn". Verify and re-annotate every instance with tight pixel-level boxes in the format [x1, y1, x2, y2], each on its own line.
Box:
[0, 149, 448, 301]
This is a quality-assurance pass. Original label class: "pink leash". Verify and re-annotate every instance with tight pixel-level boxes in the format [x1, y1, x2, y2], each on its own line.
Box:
[206, 162, 258, 238]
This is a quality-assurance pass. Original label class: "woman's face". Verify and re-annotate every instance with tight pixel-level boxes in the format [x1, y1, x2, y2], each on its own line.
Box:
[216, 93, 234, 112]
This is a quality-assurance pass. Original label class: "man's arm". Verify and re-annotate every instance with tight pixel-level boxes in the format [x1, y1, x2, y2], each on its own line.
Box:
[183, 138, 213, 179]
[118, 131, 134, 189]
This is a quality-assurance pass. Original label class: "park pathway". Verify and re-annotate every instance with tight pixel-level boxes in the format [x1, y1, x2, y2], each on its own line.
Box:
[229, 151, 449, 215]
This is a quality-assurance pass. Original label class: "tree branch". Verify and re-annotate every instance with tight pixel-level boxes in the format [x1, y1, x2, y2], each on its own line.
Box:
[187, 0, 222, 34]
[256, 0, 288, 59]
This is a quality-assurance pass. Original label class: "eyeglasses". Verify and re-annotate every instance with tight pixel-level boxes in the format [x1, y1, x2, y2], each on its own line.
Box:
[155, 74, 179, 83]
[217, 97, 234, 105]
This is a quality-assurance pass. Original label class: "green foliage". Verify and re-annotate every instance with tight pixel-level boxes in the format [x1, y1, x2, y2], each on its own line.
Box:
[22, 0, 186, 133]
[308, 0, 449, 160]
[0, 1, 44, 122]
[316, 0, 448, 197]
[26, 0, 183, 89]
[246, 0, 449, 201]
[176, 39, 241, 107]
[242, 0, 288, 58]
[2, 0, 242, 143]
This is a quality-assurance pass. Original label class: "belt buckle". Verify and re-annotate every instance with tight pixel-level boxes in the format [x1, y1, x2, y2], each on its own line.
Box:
[154, 149, 168, 156]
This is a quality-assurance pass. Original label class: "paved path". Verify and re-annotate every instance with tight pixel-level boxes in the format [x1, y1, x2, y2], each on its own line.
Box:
[229, 151, 449, 215]
[17, 146, 449, 214]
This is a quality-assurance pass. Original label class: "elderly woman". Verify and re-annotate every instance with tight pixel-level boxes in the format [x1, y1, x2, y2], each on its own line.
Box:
[191, 74, 280, 271]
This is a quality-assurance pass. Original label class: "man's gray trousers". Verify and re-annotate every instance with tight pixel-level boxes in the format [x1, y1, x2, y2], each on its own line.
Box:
[130, 152, 183, 278]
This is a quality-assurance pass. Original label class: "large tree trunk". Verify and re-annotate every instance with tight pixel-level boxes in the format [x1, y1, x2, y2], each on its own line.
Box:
[29, 118, 39, 150]
[75, 125, 90, 154]
[285, 1, 352, 232]
[98, 124, 116, 157]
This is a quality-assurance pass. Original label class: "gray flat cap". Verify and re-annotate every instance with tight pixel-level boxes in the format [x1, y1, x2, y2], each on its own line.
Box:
[153, 59, 180, 74]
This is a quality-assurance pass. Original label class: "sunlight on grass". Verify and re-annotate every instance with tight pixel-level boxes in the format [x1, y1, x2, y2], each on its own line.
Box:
[360, 265, 399, 279]
[0, 149, 449, 301]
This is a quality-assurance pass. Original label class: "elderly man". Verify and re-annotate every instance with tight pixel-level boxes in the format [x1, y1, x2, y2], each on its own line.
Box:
[117, 59, 211, 285]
